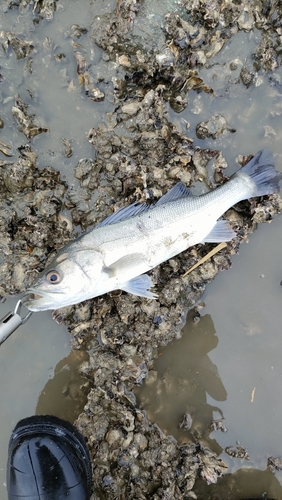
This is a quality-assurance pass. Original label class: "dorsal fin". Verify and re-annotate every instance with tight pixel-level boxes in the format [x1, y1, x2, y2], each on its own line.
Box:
[155, 182, 192, 206]
[95, 182, 192, 228]
[95, 201, 150, 228]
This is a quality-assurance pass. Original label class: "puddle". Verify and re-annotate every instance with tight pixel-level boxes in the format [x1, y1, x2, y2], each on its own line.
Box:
[36, 348, 90, 422]
[171, 28, 282, 166]
[0, 4, 101, 497]
[194, 466, 282, 500]
[0, 299, 89, 499]
[0, 300, 60, 496]
[136, 25, 282, 496]
[0, 0, 116, 181]
[137, 213, 282, 495]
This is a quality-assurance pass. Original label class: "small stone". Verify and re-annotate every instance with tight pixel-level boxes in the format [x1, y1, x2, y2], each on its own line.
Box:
[118, 54, 131, 67]
[121, 101, 141, 115]
[89, 87, 105, 102]
[106, 429, 123, 446]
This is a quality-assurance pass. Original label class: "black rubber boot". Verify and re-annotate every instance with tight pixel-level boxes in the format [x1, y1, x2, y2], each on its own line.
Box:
[7, 415, 92, 500]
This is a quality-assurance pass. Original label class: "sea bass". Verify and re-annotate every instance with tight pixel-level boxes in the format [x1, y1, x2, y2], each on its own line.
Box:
[23, 149, 280, 311]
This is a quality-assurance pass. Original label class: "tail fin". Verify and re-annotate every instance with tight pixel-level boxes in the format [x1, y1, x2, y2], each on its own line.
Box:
[239, 149, 281, 196]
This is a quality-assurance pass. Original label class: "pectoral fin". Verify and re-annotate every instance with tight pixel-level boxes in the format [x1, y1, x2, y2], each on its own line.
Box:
[120, 274, 158, 299]
[202, 220, 236, 243]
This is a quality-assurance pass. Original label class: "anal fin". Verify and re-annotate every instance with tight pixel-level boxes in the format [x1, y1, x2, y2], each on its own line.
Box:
[202, 220, 236, 243]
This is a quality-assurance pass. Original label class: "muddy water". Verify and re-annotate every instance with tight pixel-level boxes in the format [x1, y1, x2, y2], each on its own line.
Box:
[0, 1, 116, 180]
[137, 215, 282, 461]
[136, 23, 282, 500]
[0, 3, 105, 497]
[0, 298, 89, 498]
[0, 299, 82, 498]
[172, 28, 282, 165]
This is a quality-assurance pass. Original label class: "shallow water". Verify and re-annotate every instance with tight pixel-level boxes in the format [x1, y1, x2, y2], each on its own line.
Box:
[171, 28, 282, 165]
[0, 2, 282, 499]
[136, 23, 282, 496]
[0, 300, 60, 495]
[0, 1, 116, 180]
[0, 298, 89, 497]
[0, 4, 103, 496]
[137, 214, 282, 495]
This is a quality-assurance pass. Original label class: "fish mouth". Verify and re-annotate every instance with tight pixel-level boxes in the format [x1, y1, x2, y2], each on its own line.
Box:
[23, 292, 43, 301]
[22, 288, 64, 311]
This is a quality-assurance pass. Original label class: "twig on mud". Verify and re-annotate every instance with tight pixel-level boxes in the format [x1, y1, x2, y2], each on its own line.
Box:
[182, 242, 227, 277]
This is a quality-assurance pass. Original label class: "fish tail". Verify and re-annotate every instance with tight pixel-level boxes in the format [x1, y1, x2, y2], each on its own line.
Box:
[238, 149, 281, 196]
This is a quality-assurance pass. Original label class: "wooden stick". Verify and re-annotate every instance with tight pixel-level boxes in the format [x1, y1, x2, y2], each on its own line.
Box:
[182, 242, 227, 277]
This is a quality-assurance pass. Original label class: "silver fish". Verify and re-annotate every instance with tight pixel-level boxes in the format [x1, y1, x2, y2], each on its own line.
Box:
[23, 149, 280, 311]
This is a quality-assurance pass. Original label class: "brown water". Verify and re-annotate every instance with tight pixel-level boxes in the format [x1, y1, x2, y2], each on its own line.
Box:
[0, 2, 282, 499]
[137, 28, 282, 497]
[0, 2, 105, 497]
[138, 215, 282, 470]
[171, 28, 282, 165]
[137, 23, 282, 468]
[0, 298, 89, 497]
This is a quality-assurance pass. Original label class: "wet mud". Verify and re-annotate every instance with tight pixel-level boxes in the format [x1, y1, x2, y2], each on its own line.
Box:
[1, 1, 282, 499]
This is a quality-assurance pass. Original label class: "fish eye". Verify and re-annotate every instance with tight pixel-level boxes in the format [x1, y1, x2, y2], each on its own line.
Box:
[46, 270, 61, 284]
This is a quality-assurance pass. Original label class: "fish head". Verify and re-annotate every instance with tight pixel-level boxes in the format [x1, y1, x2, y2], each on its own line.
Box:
[23, 248, 103, 311]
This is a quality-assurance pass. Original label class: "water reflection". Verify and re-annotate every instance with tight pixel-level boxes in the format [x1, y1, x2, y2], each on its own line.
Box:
[0, 298, 72, 500]
[137, 304, 282, 497]
[194, 467, 282, 500]
[136, 215, 282, 496]
[36, 349, 90, 423]
[137, 310, 227, 453]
